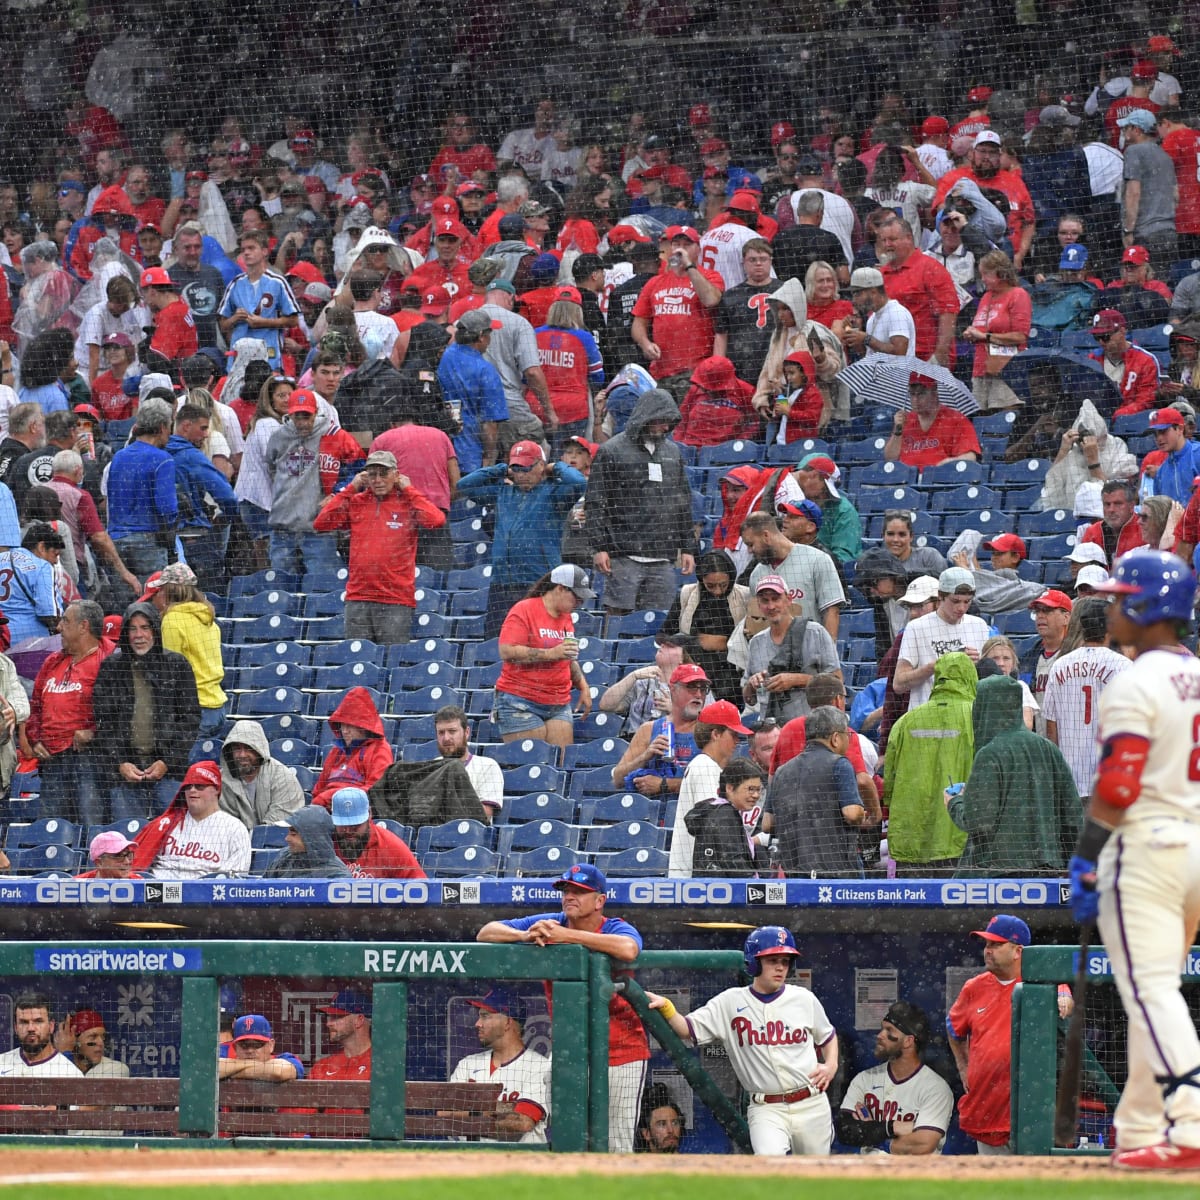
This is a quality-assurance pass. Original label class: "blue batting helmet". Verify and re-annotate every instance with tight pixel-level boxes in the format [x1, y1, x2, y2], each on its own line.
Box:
[743, 926, 801, 977]
[1093, 549, 1197, 626]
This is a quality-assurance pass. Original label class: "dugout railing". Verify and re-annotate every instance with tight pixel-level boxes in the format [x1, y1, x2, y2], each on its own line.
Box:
[0, 940, 743, 1151]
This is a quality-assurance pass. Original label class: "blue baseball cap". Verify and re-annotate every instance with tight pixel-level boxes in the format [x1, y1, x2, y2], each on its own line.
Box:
[1059, 243, 1089, 270]
[469, 985, 527, 1023]
[1117, 108, 1157, 133]
[57, 180, 87, 196]
[777, 497, 824, 529]
[972, 914, 1031, 946]
[554, 863, 608, 893]
[232, 1013, 273, 1042]
[331, 787, 371, 826]
[317, 987, 373, 1017]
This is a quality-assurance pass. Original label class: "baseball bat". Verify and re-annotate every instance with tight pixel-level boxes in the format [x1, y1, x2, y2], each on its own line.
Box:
[1053, 922, 1095, 1148]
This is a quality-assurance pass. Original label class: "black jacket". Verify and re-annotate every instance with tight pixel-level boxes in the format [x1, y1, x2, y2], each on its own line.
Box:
[585, 389, 695, 559]
[94, 602, 201, 779]
[685, 799, 757, 875]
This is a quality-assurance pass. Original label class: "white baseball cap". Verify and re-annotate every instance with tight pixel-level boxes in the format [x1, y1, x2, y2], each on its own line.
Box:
[899, 576, 940, 605]
[1074, 564, 1111, 589]
[1066, 542, 1108, 565]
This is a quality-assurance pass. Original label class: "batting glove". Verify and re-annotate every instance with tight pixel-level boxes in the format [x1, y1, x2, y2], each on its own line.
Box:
[1068, 855, 1099, 923]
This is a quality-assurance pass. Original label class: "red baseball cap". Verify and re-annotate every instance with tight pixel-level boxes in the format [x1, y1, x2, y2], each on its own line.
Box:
[137, 570, 164, 603]
[909, 370, 938, 388]
[302, 176, 327, 196]
[725, 190, 761, 213]
[688, 103, 712, 128]
[670, 663, 710, 687]
[139, 221, 162, 235]
[699, 137, 729, 155]
[967, 85, 993, 103]
[566, 435, 599, 457]
[508, 440, 547, 468]
[554, 285, 582, 305]
[664, 225, 701, 244]
[289, 128, 317, 148]
[73, 403, 102, 423]
[982, 533, 1027, 559]
[1149, 407, 1187, 429]
[770, 121, 795, 147]
[455, 181, 486, 197]
[697, 700, 751, 735]
[607, 223, 653, 246]
[287, 261, 326, 286]
[1147, 35, 1179, 54]
[1092, 309, 1127, 335]
[431, 196, 458, 216]
[102, 614, 123, 640]
[68, 1010, 106, 1038]
[181, 760, 222, 790]
[1122, 244, 1151, 265]
[448, 295, 486, 323]
[421, 286, 451, 315]
[1131, 59, 1159, 80]
[921, 115, 950, 136]
[287, 388, 319, 415]
[139, 267, 175, 289]
[433, 217, 468, 240]
[1029, 589, 1073, 612]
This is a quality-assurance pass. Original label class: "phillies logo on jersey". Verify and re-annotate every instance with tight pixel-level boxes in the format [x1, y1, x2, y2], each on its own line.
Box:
[730, 1017, 810, 1048]
[745, 292, 772, 329]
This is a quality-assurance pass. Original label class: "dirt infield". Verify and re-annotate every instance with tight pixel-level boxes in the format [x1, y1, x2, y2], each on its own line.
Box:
[0, 1146, 1128, 1186]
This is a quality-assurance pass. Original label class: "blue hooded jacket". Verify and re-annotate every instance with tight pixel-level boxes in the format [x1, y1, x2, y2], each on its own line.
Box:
[164, 435, 239, 530]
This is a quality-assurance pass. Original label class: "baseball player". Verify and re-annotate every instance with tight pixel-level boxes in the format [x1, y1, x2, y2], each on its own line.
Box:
[449, 985, 551, 1144]
[647, 925, 838, 1155]
[1070, 550, 1200, 1170]
[836, 1001, 953, 1155]
[218, 1015, 304, 1081]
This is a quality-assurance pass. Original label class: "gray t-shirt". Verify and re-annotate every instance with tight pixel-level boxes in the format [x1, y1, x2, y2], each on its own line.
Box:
[743, 620, 841, 722]
[481, 303, 539, 425]
[748, 544, 846, 622]
[1123, 141, 1177, 236]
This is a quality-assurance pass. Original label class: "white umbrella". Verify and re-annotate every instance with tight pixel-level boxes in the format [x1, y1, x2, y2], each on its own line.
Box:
[838, 354, 979, 415]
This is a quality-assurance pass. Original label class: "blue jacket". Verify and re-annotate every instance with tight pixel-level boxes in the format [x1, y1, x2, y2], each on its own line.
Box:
[437, 343, 509, 474]
[456, 462, 587, 585]
[164, 435, 239, 530]
[1152, 438, 1200, 507]
[107, 439, 178, 540]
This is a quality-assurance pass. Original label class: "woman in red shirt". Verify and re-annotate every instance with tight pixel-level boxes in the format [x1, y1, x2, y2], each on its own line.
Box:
[494, 565, 594, 748]
[963, 250, 1031, 412]
[91, 333, 138, 420]
[532, 291, 604, 451]
[805, 262, 853, 337]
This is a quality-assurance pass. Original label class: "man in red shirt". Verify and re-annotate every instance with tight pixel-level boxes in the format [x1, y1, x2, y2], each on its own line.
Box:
[631, 226, 724, 387]
[1105, 61, 1160, 148]
[1089, 309, 1161, 416]
[23, 600, 112, 827]
[405, 217, 473, 298]
[1158, 110, 1200, 257]
[123, 163, 166, 229]
[1080, 479, 1148, 565]
[311, 988, 373, 1081]
[949, 85, 993, 142]
[884, 371, 981, 469]
[329, 787, 426, 879]
[312, 449, 445, 645]
[878, 217, 960, 364]
[140, 268, 198, 370]
[428, 113, 497, 182]
[931, 131, 1036, 269]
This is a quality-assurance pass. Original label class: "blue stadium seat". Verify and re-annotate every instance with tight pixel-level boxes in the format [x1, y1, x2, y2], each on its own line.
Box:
[1009, 634, 1040, 658]
[591, 847, 670, 877]
[229, 570, 303, 599]
[413, 566, 448, 591]
[610, 610, 666, 639]
[449, 589, 489, 617]
[452, 615, 488, 640]
[310, 639, 384, 668]
[384, 638, 458, 669]
[452, 540, 492, 570]
[462, 689, 492, 720]
[1016, 508, 1073, 536]
[461, 640, 502, 668]
[290, 765, 318, 793]
[236, 662, 309, 691]
[1042, 560, 1073, 588]
[302, 589, 350, 618]
[571, 611, 604, 639]
[613, 637, 657, 665]
[563, 739, 630, 770]
[254, 714, 321, 743]
[446, 564, 494, 591]
[425, 846, 500, 877]
[854, 460, 916, 487]
[1026, 533, 1076, 560]
[411, 612, 453, 639]
[230, 613, 307, 644]
[374, 819, 414, 844]
[7, 818, 81, 849]
[507, 846, 582, 876]
[396, 715, 439, 742]
[503, 763, 565, 795]
[415, 819, 493, 857]
[312, 661, 389, 692]
[857, 486, 922, 515]
[941, 509, 1006, 537]
[1168, 257, 1200, 288]
[974, 411, 1018, 437]
[102, 416, 137, 446]
[1000, 484, 1046, 511]
[838, 437, 888, 465]
[303, 615, 346, 641]
[582, 819, 666, 853]
[500, 792, 575, 824]
[85, 818, 147, 844]
[250, 848, 283, 875]
[919, 460, 985, 487]
[578, 659, 619, 692]
[1025, 327, 1060, 349]
[450, 515, 489, 541]
[573, 711, 625, 741]
[930, 484, 1001, 512]
[300, 566, 351, 594]
[465, 664, 501, 690]
[495, 819, 580, 856]
[489, 740, 561, 769]
[313, 687, 386, 718]
[235, 641, 313, 669]
[577, 793, 661, 826]
[269, 738, 319, 768]
[569, 765, 624, 798]
[697, 439, 761, 467]
[233, 589, 301, 618]
[251, 825, 290, 850]
[7, 845, 82, 872]
[989, 610, 1036, 634]
[234, 687, 310, 718]
[578, 636, 619, 663]
[990, 458, 1051, 485]
[389, 685, 463, 715]
[413, 587, 450, 615]
[840, 609, 875, 638]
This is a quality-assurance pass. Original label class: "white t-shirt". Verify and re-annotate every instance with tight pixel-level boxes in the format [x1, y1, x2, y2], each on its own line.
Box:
[150, 810, 252, 878]
[498, 128, 555, 173]
[866, 300, 916, 357]
[74, 299, 151, 379]
[541, 147, 583, 191]
[897, 610, 990, 709]
[353, 310, 399, 359]
[840, 1061, 955, 1154]
[698, 222, 759, 290]
[84, 1057, 131, 1078]
[463, 754, 504, 812]
[916, 143, 954, 181]
[449, 1046, 551, 1143]
[669, 752, 722, 876]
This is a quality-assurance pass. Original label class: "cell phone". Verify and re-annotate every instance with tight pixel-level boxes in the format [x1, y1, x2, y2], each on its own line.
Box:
[807, 330, 822, 354]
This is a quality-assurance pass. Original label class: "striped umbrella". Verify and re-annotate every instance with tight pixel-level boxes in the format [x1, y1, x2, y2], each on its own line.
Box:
[837, 354, 979, 415]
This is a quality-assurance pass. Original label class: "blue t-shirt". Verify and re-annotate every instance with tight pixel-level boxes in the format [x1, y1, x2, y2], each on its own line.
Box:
[0, 548, 58, 644]
[107, 440, 178, 540]
[500, 912, 643, 952]
[217, 1042, 305, 1077]
[437, 342, 509, 473]
[218, 271, 299, 365]
[18, 381, 70, 414]
[623, 715, 697, 790]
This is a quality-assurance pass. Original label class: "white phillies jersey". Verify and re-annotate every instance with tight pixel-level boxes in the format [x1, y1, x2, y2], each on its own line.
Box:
[1096, 647, 1200, 825]
[150, 811, 251, 878]
[0, 1049, 83, 1077]
[449, 1047, 551, 1144]
[698, 223, 759, 290]
[1041, 645, 1130, 796]
[840, 1062, 954, 1154]
[686, 984, 834, 1095]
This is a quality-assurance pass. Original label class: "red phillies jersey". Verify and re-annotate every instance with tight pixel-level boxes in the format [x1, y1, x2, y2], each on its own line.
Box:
[151, 299, 198, 362]
[881, 251, 960, 363]
[1105, 96, 1160, 147]
[429, 144, 497, 179]
[534, 326, 603, 424]
[947, 971, 1018, 1144]
[316, 427, 366, 495]
[309, 1048, 372, 1081]
[91, 371, 135, 420]
[949, 115, 990, 142]
[770, 716, 868, 775]
[898, 408, 982, 469]
[406, 259, 471, 300]
[631, 267, 725, 379]
[27, 643, 112, 754]
[130, 196, 166, 228]
[1096, 345, 1161, 416]
[1163, 126, 1200, 234]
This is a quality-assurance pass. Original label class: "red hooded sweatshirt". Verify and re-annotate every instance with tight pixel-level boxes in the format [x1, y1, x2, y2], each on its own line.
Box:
[674, 355, 762, 446]
[70, 185, 141, 280]
[312, 687, 395, 808]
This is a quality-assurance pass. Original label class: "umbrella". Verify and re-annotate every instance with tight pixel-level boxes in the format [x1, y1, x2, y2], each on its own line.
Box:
[999, 349, 1124, 420]
[837, 354, 979, 415]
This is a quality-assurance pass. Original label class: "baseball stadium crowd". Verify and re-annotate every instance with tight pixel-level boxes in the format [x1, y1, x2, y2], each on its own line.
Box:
[1, 25, 1200, 882]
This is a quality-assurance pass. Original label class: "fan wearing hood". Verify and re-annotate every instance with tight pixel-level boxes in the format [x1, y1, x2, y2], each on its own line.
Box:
[218, 718, 305, 829]
[263, 805, 352, 878]
[70, 186, 139, 281]
[947, 674, 1082, 874]
[674, 355, 761, 446]
[312, 687, 395, 809]
[1039, 399, 1138, 511]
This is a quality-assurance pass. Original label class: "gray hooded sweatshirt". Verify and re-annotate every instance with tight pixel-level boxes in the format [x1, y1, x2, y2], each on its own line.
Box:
[264, 412, 334, 531]
[219, 719, 306, 829]
[262, 804, 351, 878]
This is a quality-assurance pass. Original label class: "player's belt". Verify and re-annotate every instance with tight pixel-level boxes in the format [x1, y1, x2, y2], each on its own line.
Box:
[757, 1088, 812, 1104]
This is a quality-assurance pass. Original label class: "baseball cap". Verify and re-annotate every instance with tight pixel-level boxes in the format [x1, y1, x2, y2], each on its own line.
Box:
[433, 217, 468, 240]
[967, 85, 994, 103]
[519, 200, 551, 220]
[1067, 542, 1108, 565]
[754, 573, 790, 596]
[1092, 309, 1127, 335]
[102, 614, 123, 640]
[770, 121, 795, 147]
[698, 137, 729, 155]
[973, 130, 1002, 148]
[549, 563, 595, 599]
[909, 370, 938, 389]
[303, 282, 333, 304]
[455, 180, 486, 197]
[606, 223, 653, 246]
[89, 830, 135, 861]
[566, 435, 598, 457]
[448, 297, 485, 323]
[938, 567, 976, 593]
[1117, 108, 1158, 131]
[331, 787, 371, 826]
[899, 576, 941, 605]
[664, 225, 701, 244]
[139, 221, 162, 235]
[849, 266, 884, 290]
[1039, 104, 1081, 128]
[431, 196, 458, 217]
[972, 914, 1031, 946]
[1147, 35, 1179, 54]
[73, 404, 102, 424]
[688, 103, 712, 127]
[68, 1009, 106, 1038]
[287, 388, 319, 414]
[777, 497, 824, 529]
[1150, 407, 1187, 430]
[57, 179, 87, 195]
[456, 310, 502, 339]
[316, 987, 373, 1017]
[982, 533, 1027, 558]
[287, 261, 326, 286]
[697, 700, 752, 735]
[364, 450, 397, 470]
[670, 663, 710, 687]
[420, 285, 451, 315]
[468, 986, 526, 1023]
[181, 760, 222, 790]
[725, 190, 761, 214]
[487, 279, 517, 296]
[1131, 59, 1159, 80]
[554, 285, 583, 305]
[1030, 588, 1073, 612]
[289, 128, 317, 148]
[1059, 243, 1089, 270]
[1122, 244, 1151, 266]
[303, 176, 327, 196]
[641, 134, 669, 151]
[227, 139, 252, 162]
[920, 115, 950, 137]
[137, 570, 164, 603]
[1075, 564, 1111, 590]
[102, 332, 134, 350]
[139, 267, 176, 289]
[797, 453, 841, 498]
[528, 252, 560, 283]
[159, 562, 198, 587]
[279, 179, 306, 196]
[554, 863, 607, 893]
[233, 1014, 273, 1042]
[509, 440, 547, 468]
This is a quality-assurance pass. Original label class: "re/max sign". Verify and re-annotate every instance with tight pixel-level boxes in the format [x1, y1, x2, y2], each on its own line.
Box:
[362, 948, 468, 974]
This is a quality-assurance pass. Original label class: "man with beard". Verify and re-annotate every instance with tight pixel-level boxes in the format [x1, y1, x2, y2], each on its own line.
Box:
[836, 1002, 953, 1155]
[311, 989, 373, 1081]
[56, 1010, 130, 1078]
[218, 720, 305, 828]
[329, 787, 426, 879]
[434, 705, 503, 820]
[449, 986, 551, 1144]
[637, 1083, 684, 1152]
[168, 222, 229, 350]
[0, 994, 83, 1078]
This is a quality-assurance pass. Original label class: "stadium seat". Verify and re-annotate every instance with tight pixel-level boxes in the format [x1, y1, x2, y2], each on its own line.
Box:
[461, 639, 502, 668]
[974, 412, 1018, 437]
[591, 847, 670, 877]
[229, 613, 307, 644]
[613, 637, 657, 665]
[609, 610, 666, 639]
[7, 845, 82, 872]
[411, 612, 453, 639]
[578, 659, 619, 691]
[233, 589, 301, 619]
[507, 846, 582, 876]
[494, 819, 580, 856]
[854, 460, 916, 487]
[1000, 484, 1046, 510]
[289, 765, 318, 793]
[562, 738, 630, 770]
[573, 712, 625, 741]
[389, 685, 463, 715]
[303, 589, 350, 618]
[384, 638, 458, 669]
[1016, 508, 1073, 536]
[570, 611, 603, 639]
[234, 687, 310, 718]
[396, 715, 439, 742]
[415, 819, 493, 857]
[582, 819, 666, 853]
[446, 564, 494, 591]
[576, 793, 661, 826]
[7, 817, 81, 850]
[235, 641, 313, 669]
[500, 792, 575, 824]
[249, 848, 283, 875]
[942, 509, 1005, 536]
[856, 486, 922, 514]
[919, 460, 984, 487]
[310, 639, 384, 668]
[269, 738, 319, 769]
[85, 818, 147, 844]
[425, 846, 500, 877]
[838, 437, 888, 464]
[236, 662, 309, 691]
[990, 610, 1036, 634]
[1026, 533, 1077, 560]
[502, 763, 565, 795]
[489, 740, 561, 769]
[840, 609, 875, 638]
[250, 825, 290, 850]
[697, 439, 761, 466]
[452, 540, 492, 570]
[929, 484, 1001, 512]
[449, 589, 488, 617]
[412, 565, 448, 590]
[465, 664, 501, 690]
[568, 765, 622, 798]
[300, 566, 351, 594]
[578, 636, 619, 663]
[990, 458, 1051, 485]
[1024, 327, 1060, 349]
[254, 714, 321, 743]
[313, 661, 389, 692]
[374, 819, 414, 844]
[303, 615, 346, 642]
[452, 615, 488, 640]
[102, 416, 137, 446]
[313, 687, 387, 719]
[228, 570, 303, 599]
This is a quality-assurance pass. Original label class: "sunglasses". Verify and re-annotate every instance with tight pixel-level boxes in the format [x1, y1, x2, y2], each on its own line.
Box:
[508, 463, 537, 474]
[678, 681, 708, 692]
[1093, 332, 1114, 343]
